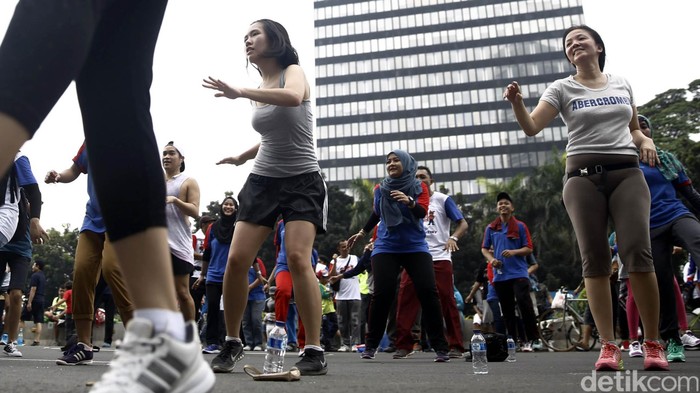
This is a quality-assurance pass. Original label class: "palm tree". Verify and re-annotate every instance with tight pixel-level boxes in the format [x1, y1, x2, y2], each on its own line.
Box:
[349, 178, 376, 234]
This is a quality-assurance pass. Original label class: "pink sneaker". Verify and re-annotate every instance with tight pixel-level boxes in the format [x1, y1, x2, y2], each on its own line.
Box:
[594, 341, 623, 371]
[642, 341, 669, 371]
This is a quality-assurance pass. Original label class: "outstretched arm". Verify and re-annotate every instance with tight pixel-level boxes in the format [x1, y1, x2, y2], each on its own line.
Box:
[217, 143, 260, 166]
[503, 81, 559, 136]
[44, 162, 81, 184]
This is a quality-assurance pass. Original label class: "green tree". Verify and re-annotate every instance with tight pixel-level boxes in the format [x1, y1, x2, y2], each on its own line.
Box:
[32, 225, 79, 300]
[349, 178, 375, 231]
[638, 79, 700, 186]
[314, 185, 354, 259]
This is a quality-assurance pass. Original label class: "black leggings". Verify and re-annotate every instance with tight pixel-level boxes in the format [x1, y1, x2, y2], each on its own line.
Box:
[651, 215, 700, 341]
[493, 278, 539, 342]
[366, 252, 447, 352]
[0, 0, 168, 241]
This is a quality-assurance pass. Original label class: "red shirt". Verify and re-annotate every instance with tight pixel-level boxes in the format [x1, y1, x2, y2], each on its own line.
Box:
[63, 289, 73, 314]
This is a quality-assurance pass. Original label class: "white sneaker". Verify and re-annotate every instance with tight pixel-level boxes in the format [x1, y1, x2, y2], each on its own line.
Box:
[338, 345, 350, 352]
[253, 345, 262, 351]
[629, 341, 643, 358]
[3, 342, 22, 357]
[351, 345, 358, 352]
[521, 342, 533, 352]
[681, 331, 700, 349]
[89, 318, 215, 393]
[242, 345, 251, 351]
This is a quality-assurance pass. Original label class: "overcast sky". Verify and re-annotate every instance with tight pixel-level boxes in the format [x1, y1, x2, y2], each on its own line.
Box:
[0, 0, 698, 231]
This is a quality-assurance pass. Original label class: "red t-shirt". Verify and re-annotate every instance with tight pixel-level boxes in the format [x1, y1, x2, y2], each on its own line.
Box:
[63, 289, 73, 314]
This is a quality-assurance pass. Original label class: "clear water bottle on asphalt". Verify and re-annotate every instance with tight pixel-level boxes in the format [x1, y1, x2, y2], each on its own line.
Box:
[506, 336, 516, 362]
[263, 321, 288, 374]
[17, 328, 24, 346]
[471, 329, 488, 374]
[1, 333, 8, 345]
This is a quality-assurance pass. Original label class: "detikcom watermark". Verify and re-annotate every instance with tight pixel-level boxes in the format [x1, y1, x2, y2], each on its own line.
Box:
[581, 370, 699, 392]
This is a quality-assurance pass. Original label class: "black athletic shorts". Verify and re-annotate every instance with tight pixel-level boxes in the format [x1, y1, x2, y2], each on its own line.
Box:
[237, 171, 327, 234]
[171, 253, 195, 276]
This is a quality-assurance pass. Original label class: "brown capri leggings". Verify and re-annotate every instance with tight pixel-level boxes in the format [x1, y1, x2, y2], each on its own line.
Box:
[563, 154, 654, 277]
[72, 230, 134, 322]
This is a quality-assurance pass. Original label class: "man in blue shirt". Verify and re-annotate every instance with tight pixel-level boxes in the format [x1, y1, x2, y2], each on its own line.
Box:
[1, 152, 47, 357]
[481, 192, 538, 351]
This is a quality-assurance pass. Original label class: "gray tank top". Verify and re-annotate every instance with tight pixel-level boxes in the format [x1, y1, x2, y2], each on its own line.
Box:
[250, 69, 320, 178]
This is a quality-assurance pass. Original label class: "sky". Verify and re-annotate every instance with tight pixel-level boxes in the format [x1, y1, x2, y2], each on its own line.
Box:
[0, 0, 698, 231]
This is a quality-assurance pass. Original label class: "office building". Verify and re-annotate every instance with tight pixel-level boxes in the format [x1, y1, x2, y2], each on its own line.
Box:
[314, 0, 584, 200]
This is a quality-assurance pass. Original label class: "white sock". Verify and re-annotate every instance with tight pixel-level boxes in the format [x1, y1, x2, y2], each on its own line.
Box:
[134, 309, 186, 341]
[78, 341, 93, 350]
[225, 336, 242, 343]
[305, 344, 323, 352]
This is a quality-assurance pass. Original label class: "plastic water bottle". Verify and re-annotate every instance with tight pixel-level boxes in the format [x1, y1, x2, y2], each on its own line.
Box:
[17, 328, 24, 346]
[263, 321, 287, 373]
[1, 333, 8, 344]
[471, 329, 488, 374]
[506, 336, 516, 362]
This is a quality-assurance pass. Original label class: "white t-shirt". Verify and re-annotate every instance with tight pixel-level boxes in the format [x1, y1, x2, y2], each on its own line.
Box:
[540, 74, 638, 157]
[423, 192, 464, 262]
[334, 255, 361, 300]
[0, 154, 21, 246]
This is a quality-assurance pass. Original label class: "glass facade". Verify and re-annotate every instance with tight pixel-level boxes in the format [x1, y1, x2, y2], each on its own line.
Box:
[314, 0, 584, 199]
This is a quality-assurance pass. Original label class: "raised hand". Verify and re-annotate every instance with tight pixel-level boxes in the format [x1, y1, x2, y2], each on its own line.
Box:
[502, 81, 523, 104]
[202, 76, 242, 99]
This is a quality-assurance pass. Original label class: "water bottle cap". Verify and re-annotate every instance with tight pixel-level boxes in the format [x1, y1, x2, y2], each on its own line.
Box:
[473, 329, 480, 333]
[275, 321, 286, 327]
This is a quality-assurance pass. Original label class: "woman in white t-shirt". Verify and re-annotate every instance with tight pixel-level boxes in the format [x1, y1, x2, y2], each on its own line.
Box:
[503, 25, 666, 372]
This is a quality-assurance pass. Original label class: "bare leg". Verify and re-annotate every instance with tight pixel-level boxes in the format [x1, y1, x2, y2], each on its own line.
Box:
[75, 319, 92, 345]
[585, 276, 614, 341]
[0, 113, 29, 174]
[222, 222, 271, 337]
[285, 221, 321, 347]
[628, 271, 660, 340]
[5, 289, 22, 342]
[33, 322, 42, 343]
[109, 228, 178, 311]
[174, 274, 195, 321]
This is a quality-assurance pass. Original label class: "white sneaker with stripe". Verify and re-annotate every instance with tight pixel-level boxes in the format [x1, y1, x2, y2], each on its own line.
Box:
[89, 318, 215, 393]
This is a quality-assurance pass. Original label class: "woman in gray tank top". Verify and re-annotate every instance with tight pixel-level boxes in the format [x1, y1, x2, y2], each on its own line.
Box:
[203, 19, 327, 376]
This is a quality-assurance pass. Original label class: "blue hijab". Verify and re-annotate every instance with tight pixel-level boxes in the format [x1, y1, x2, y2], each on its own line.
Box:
[378, 149, 423, 230]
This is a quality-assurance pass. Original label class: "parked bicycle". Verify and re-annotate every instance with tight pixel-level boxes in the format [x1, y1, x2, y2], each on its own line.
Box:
[537, 286, 598, 351]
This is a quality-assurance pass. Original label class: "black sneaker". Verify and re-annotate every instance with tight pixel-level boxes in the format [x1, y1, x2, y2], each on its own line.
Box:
[210, 340, 244, 373]
[294, 348, 328, 375]
[56, 342, 93, 365]
[434, 351, 450, 362]
[361, 347, 377, 360]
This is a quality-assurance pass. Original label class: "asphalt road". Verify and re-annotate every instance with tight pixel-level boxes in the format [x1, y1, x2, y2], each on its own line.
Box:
[1, 345, 699, 393]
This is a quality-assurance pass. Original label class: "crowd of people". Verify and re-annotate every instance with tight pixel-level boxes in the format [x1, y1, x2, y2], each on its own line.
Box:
[0, 4, 698, 391]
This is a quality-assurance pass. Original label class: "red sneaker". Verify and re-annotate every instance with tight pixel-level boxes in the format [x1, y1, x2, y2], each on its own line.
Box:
[594, 341, 623, 371]
[643, 341, 669, 371]
[619, 340, 630, 351]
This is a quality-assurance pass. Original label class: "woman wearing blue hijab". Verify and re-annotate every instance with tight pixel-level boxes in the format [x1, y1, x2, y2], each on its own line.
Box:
[347, 150, 449, 362]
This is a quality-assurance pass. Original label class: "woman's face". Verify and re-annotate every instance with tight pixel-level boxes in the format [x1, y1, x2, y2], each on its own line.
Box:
[386, 153, 404, 178]
[244, 22, 268, 64]
[222, 200, 237, 216]
[564, 29, 601, 67]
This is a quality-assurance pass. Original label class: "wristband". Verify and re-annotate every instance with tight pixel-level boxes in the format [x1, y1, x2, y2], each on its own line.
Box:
[449, 236, 458, 242]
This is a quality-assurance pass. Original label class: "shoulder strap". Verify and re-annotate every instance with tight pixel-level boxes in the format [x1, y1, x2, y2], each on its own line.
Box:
[279, 69, 286, 88]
